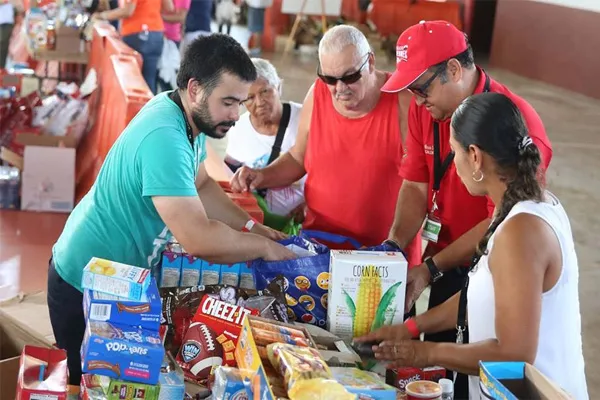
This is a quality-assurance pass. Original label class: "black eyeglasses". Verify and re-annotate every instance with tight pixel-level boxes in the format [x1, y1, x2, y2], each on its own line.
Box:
[317, 53, 371, 86]
[408, 66, 445, 98]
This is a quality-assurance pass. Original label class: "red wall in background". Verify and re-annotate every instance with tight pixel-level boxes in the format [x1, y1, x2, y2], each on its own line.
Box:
[490, 0, 600, 99]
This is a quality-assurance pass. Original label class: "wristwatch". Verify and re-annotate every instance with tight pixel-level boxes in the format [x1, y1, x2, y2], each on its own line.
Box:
[425, 257, 443, 283]
[382, 239, 401, 251]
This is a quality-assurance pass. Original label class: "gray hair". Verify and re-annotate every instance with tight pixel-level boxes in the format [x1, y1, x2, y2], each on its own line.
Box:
[318, 25, 372, 61]
[251, 58, 281, 89]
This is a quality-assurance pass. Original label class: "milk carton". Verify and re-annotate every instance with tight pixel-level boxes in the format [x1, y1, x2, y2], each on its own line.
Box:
[82, 258, 151, 301]
[81, 321, 165, 385]
[327, 251, 408, 341]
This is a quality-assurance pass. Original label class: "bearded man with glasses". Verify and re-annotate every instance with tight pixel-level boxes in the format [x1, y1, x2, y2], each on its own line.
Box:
[230, 24, 422, 267]
[382, 20, 553, 398]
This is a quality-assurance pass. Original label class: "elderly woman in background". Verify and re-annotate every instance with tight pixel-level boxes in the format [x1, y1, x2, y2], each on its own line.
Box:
[225, 58, 305, 230]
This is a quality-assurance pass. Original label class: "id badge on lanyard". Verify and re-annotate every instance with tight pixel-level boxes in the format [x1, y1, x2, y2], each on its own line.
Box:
[422, 73, 491, 245]
[422, 191, 443, 243]
[421, 122, 452, 244]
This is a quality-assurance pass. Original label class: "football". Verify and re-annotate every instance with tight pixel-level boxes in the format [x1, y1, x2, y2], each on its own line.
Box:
[178, 322, 223, 381]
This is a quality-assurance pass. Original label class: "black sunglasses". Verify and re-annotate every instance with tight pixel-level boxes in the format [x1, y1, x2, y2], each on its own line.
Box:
[317, 53, 371, 86]
[408, 66, 445, 98]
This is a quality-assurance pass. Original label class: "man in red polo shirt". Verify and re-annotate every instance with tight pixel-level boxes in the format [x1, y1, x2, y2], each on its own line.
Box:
[383, 20, 552, 396]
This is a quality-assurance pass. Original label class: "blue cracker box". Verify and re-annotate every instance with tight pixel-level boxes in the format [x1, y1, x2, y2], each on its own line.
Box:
[180, 254, 202, 287]
[160, 251, 182, 288]
[220, 263, 242, 287]
[81, 321, 165, 385]
[200, 260, 221, 285]
[83, 278, 161, 332]
[158, 353, 185, 400]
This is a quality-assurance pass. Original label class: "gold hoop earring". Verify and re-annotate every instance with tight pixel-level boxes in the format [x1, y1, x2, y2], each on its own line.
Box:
[472, 170, 484, 182]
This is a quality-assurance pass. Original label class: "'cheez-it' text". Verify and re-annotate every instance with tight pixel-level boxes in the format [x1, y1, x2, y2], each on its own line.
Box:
[200, 296, 252, 326]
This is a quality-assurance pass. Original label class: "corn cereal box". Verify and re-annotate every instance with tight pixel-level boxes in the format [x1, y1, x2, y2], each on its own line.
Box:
[327, 251, 407, 341]
[82, 258, 151, 301]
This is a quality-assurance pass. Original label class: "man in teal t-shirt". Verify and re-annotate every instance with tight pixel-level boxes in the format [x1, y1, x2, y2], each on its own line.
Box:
[47, 34, 295, 385]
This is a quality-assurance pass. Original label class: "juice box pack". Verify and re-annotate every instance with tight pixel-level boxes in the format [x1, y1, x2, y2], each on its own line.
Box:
[159, 251, 254, 289]
[327, 250, 408, 341]
[82, 258, 151, 301]
[83, 278, 161, 331]
[81, 321, 165, 385]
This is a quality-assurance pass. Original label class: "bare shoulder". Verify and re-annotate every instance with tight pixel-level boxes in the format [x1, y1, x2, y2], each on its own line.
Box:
[490, 211, 557, 268]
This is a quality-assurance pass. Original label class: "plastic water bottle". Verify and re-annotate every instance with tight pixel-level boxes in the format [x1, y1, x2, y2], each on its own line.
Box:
[440, 378, 454, 400]
[139, 24, 149, 41]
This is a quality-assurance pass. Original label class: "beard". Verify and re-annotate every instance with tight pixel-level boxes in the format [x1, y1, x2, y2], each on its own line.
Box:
[190, 99, 236, 140]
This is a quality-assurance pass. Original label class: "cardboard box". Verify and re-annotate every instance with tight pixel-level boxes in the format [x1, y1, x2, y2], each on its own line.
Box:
[0, 309, 52, 400]
[82, 258, 152, 301]
[81, 321, 165, 385]
[0, 292, 55, 346]
[479, 361, 573, 400]
[16, 345, 68, 400]
[327, 250, 408, 341]
[83, 278, 161, 331]
[234, 316, 318, 400]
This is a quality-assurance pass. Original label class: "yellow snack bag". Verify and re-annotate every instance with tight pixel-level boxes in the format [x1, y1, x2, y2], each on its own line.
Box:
[266, 343, 354, 400]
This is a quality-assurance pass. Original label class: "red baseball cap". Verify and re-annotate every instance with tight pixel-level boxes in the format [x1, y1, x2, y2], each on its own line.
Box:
[381, 20, 468, 93]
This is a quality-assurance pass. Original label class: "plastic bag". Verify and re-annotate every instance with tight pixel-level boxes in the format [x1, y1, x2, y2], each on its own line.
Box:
[252, 236, 330, 327]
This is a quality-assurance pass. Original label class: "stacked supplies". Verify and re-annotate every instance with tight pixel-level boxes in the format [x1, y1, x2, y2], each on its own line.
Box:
[79, 257, 185, 399]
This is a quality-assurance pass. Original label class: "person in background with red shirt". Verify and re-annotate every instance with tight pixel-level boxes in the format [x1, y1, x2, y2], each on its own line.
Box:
[382, 20, 553, 397]
[229, 24, 422, 266]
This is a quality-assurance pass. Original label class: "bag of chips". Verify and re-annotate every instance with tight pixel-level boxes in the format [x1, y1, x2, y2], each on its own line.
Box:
[266, 343, 354, 400]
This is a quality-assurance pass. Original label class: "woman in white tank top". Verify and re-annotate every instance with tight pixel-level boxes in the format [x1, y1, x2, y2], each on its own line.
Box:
[356, 92, 588, 399]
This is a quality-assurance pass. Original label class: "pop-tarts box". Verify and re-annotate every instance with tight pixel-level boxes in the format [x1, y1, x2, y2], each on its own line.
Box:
[83, 278, 161, 332]
[82, 258, 151, 301]
[81, 321, 165, 385]
[158, 353, 185, 400]
[159, 252, 182, 288]
[239, 262, 255, 290]
[200, 261, 221, 285]
[220, 263, 242, 286]
[180, 254, 201, 287]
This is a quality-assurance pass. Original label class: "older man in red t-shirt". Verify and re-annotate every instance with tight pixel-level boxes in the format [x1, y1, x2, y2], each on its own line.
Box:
[382, 20, 552, 398]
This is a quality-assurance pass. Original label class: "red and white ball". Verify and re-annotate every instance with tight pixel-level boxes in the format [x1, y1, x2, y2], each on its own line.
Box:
[179, 322, 223, 380]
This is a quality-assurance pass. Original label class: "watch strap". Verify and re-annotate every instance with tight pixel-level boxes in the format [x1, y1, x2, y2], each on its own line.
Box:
[425, 257, 443, 282]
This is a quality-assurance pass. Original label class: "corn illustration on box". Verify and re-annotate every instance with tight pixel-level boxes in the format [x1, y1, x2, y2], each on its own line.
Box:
[327, 250, 408, 341]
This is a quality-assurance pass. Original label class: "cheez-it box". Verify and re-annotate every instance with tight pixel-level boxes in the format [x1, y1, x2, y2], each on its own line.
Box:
[192, 294, 260, 367]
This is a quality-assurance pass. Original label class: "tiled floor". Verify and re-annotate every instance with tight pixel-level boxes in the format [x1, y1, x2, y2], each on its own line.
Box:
[0, 210, 66, 296]
[2, 24, 600, 393]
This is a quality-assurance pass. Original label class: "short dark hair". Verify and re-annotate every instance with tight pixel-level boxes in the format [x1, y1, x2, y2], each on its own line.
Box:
[177, 34, 257, 95]
[432, 37, 475, 83]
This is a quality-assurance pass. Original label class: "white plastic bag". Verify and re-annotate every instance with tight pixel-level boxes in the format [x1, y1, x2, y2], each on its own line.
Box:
[158, 39, 180, 90]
